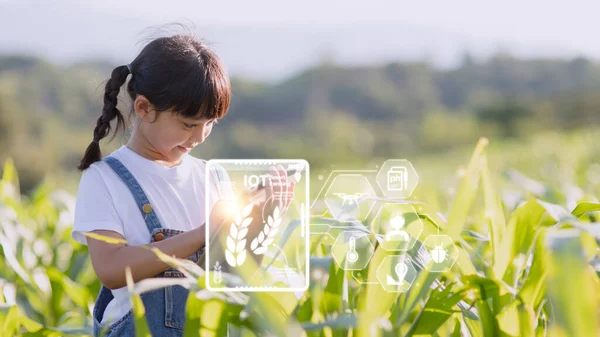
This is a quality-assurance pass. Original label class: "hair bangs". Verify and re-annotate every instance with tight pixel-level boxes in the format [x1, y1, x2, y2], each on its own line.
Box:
[170, 52, 231, 121]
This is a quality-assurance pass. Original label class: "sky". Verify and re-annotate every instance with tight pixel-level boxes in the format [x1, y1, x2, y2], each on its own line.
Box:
[82, 0, 598, 42]
[0, 0, 598, 81]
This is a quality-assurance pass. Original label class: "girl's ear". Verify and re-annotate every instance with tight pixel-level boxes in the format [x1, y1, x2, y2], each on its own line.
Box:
[133, 95, 157, 122]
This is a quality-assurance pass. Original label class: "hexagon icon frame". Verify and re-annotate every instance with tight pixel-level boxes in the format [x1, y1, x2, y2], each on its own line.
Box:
[324, 174, 377, 222]
[331, 231, 375, 271]
[422, 235, 459, 272]
[376, 159, 419, 199]
[376, 255, 417, 292]
[371, 203, 424, 251]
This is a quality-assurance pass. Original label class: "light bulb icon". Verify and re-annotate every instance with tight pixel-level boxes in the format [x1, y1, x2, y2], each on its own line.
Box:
[346, 237, 359, 263]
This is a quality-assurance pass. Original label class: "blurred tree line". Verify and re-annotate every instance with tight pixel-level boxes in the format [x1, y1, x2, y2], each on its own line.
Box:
[0, 53, 599, 193]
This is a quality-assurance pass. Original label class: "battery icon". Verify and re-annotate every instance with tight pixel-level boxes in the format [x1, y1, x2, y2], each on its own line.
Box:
[387, 166, 408, 191]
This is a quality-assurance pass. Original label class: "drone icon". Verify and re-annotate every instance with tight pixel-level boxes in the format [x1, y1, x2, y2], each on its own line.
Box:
[333, 193, 365, 207]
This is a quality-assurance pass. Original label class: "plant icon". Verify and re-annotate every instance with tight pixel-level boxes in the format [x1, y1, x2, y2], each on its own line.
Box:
[250, 206, 282, 255]
[213, 261, 223, 285]
[225, 203, 254, 267]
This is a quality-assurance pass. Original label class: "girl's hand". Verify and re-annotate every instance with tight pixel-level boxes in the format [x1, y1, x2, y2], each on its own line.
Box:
[208, 200, 237, 233]
[215, 165, 297, 232]
[263, 165, 295, 217]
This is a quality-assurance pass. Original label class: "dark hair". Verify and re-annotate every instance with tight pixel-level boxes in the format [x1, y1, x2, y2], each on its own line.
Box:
[77, 34, 231, 170]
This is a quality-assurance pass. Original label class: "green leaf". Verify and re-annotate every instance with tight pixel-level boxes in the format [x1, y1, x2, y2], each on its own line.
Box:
[356, 246, 400, 337]
[1, 157, 20, 198]
[395, 265, 440, 325]
[131, 291, 152, 337]
[463, 313, 484, 337]
[444, 138, 488, 276]
[496, 301, 520, 336]
[450, 318, 462, 337]
[223, 243, 291, 336]
[536, 200, 574, 225]
[571, 202, 600, 218]
[519, 233, 547, 309]
[447, 137, 488, 240]
[319, 259, 344, 316]
[46, 267, 91, 309]
[2, 305, 21, 336]
[16, 310, 43, 332]
[481, 155, 507, 277]
[493, 200, 546, 282]
[184, 294, 243, 337]
[518, 303, 536, 337]
[83, 232, 127, 245]
[406, 284, 469, 335]
[475, 299, 498, 337]
[301, 315, 356, 331]
[545, 231, 600, 336]
[124, 267, 151, 337]
[463, 230, 490, 242]
[20, 328, 64, 337]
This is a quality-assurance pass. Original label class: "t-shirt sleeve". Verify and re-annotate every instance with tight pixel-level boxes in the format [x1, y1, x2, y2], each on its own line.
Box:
[71, 165, 125, 245]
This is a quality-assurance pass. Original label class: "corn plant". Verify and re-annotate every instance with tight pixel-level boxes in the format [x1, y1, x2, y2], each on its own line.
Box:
[0, 158, 99, 336]
[1, 136, 599, 336]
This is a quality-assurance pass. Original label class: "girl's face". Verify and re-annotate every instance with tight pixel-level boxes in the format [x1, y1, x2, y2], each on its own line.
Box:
[130, 96, 217, 164]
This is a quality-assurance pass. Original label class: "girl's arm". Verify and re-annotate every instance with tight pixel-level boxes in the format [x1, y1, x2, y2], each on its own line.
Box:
[87, 226, 208, 290]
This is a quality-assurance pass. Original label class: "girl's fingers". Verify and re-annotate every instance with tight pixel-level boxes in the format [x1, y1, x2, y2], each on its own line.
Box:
[268, 166, 280, 210]
[275, 167, 284, 209]
[286, 181, 296, 210]
[265, 167, 275, 208]
[277, 165, 287, 208]
[265, 166, 298, 215]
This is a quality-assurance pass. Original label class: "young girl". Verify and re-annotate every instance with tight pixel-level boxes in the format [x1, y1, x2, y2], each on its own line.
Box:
[71, 34, 294, 336]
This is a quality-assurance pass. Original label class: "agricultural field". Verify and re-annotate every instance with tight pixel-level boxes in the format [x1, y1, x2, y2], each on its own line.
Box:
[0, 129, 599, 336]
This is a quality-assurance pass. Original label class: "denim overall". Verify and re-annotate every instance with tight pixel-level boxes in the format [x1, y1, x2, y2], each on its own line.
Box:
[92, 157, 205, 337]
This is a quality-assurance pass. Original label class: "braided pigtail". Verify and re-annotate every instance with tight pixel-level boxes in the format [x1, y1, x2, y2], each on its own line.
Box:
[77, 65, 130, 171]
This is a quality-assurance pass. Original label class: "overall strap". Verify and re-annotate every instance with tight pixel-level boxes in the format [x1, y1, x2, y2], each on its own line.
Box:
[103, 157, 164, 238]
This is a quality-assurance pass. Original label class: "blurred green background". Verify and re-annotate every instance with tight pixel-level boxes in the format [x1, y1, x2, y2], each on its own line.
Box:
[1, 54, 600, 194]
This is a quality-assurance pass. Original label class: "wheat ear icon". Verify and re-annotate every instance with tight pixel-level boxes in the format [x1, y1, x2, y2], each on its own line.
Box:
[250, 206, 282, 255]
[225, 203, 254, 267]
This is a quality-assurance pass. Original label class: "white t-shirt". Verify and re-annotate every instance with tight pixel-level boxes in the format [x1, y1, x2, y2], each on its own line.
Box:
[71, 145, 229, 327]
